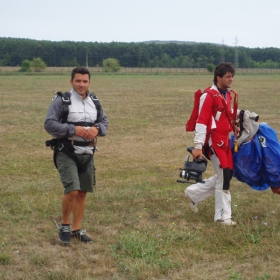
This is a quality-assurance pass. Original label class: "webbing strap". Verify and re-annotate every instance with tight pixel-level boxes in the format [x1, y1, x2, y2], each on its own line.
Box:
[67, 121, 96, 127]
[56, 92, 72, 123]
[89, 94, 101, 120]
[58, 92, 101, 123]
[219, 90, 238, 135]
[60, 138, 96, 147]
[55, 139, 93, 172]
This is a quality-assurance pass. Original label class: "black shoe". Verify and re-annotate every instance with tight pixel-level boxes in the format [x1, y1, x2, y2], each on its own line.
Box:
[71, 229, 93, 243]
[59, 225, 71, 244]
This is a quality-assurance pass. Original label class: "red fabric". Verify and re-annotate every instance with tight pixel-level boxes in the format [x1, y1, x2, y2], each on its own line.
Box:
[271, 187, 280, 195]
[186, 89, 203, 132]
[186, 86, 237, 169]
[211, 134, 233, 169]
[196, 87, 234, 169]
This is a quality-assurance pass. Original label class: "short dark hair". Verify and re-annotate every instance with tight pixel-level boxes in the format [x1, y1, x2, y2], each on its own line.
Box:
[71, 67, 91, 80]
[214, 62, 235, 84]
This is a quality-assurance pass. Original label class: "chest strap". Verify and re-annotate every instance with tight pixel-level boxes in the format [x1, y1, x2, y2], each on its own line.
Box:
[67, 121, 96, 127]
[60, 138, 96, 147]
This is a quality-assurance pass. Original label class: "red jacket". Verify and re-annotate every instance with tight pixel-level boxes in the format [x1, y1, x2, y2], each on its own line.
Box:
[187, 85, 238, 169]
[197, 86, 233, 147]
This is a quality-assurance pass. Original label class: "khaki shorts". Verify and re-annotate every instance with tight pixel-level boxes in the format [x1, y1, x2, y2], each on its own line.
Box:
[56, 152, 95, 194]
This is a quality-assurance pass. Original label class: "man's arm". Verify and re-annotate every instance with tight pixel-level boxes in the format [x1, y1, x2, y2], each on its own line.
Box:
[192, 92, 213, 159]
[93, 106, 108, 136]
[193, 123, 207, 159]
[44, 97, 75, 138]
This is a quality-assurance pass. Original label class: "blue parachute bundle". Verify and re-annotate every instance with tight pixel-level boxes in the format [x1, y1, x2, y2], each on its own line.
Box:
[231, 123, 280, 191]
[231, 135, 267, 190]
[258, 124, 280, 187]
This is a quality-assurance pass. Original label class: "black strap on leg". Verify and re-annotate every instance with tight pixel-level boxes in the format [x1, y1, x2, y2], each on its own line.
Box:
[223, 167, 232, 191]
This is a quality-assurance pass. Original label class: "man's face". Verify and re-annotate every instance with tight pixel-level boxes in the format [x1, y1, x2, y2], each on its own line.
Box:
[217, 72, 233, 89]
[70, 73, 90, 98]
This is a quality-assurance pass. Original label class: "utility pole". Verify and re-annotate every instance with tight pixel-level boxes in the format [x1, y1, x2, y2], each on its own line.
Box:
[221, 39, 225, 62]
[86, 51, 88, 68]
[234, 37, 239, 68]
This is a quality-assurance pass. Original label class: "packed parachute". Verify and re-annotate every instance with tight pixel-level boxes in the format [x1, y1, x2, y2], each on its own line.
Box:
[231, 111, 280, 194]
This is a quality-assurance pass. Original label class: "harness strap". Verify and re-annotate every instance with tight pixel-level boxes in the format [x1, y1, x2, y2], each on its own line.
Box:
[56, 92, 71, 123]
[57, 92, 101, 124]
[67, 121, 96, 127]
[48, 91, 101, 170]
[60, 138, 96, 147]
[55, 139, 93, 173]
[89, 94, 101, 120]
[219, 90, 239, 152]
[219, 90, 239, 135]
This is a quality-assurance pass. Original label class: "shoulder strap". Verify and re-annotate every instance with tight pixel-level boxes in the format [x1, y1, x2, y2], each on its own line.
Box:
[56, 92, 71, 123]
[220, 90, 238, 135]
[204, 87, 239, 135]
[204, 87, 221, 98]
[89, 93, 101, 120]
[204, 88, 238, 131]
[56, 91, 101, 124]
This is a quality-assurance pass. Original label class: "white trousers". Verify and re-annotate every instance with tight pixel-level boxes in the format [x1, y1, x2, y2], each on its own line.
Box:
[185, 152, 232, 221]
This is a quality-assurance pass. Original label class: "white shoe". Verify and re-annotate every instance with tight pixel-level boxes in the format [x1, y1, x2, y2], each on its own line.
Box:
[215, 219, 236, 226]
[185, 195, 198, 213]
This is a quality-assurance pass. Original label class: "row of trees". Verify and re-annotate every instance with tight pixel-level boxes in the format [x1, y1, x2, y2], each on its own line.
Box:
[18, 57, 120, 73]
[1, 37, 280, 68]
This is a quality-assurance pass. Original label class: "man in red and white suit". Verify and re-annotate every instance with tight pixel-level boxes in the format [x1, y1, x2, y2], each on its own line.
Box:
[185, 62, 238, 226]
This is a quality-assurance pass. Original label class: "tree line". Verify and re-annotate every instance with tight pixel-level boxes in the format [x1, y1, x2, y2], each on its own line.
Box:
[1, 37, 280, 69]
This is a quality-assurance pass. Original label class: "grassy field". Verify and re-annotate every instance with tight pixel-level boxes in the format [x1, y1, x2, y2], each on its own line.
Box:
[0, 73, 280, 279]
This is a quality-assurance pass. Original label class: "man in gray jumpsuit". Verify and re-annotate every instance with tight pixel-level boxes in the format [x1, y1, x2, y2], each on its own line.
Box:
[44, 67, 108, 244]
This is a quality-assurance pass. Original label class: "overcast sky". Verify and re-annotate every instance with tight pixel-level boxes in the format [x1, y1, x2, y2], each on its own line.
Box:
[1, 0, 279, 49]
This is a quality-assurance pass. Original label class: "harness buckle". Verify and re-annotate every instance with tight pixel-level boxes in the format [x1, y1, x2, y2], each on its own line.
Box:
[61, 96, 71, 103]
[58, 143, 64, 151]
[88, 141, 95, 147]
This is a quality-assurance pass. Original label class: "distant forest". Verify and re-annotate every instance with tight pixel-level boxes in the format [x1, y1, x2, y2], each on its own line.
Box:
[1, 37, 280, 68]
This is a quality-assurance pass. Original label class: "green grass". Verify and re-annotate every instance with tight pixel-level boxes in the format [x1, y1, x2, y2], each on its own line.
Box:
[0, 73, 280, 279]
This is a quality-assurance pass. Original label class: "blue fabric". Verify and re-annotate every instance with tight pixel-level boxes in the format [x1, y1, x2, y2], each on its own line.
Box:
[231, 123, 280, 191]
[258, 124, 280, 187]
[218, 88, 227, 98]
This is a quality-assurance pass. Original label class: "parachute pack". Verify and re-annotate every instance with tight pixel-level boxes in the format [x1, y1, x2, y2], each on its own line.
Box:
[186, 87, 238, 134]
[231, 123, 280, 194]
[185, 89, 204, 132]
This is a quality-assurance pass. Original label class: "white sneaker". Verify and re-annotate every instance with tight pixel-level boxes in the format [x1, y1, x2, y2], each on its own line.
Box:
[215, 219, 236, 226]
[185, 195, 198, 213]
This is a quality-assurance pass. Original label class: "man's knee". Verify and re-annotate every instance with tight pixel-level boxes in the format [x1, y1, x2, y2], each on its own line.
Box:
[76, 191, 87, 200]
[64, 190, 79, 200]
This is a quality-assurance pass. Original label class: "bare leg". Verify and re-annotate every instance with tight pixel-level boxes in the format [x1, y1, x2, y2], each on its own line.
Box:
[62, 190, 79, 224]
[72, 191, 87, 231]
